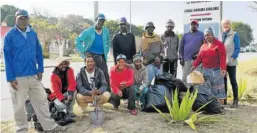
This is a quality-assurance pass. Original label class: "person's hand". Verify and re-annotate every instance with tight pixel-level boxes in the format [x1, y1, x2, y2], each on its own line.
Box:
[67, 95, 73, 102]
[191, 66, 196, 72]
[154, 57, 161, 65]
[10, 80, 18, 91]
[220, 70, 227, 77]
[118, 90, 123, 97]
[180, 59, 184, 66]
[230, 58, 235, 62]
[120, 82, 126, 89]
[95, 90, 101, 95]
[37, 73, 43, 81]
[89, 91, 95, 96]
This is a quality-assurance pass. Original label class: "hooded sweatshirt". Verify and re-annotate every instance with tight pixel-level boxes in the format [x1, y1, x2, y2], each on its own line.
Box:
[131, 64, 148, 91]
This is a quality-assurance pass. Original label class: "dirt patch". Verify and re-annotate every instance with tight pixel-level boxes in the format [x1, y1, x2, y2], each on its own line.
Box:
[2, 103, 257, 133]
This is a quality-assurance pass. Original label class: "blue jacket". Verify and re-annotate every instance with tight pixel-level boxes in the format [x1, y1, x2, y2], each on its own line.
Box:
[75, 26, 110, 60]
[3, 26, 43, 82]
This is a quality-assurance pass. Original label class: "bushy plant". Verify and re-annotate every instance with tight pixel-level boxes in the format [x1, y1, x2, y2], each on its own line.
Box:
[153, 88, 222, 130]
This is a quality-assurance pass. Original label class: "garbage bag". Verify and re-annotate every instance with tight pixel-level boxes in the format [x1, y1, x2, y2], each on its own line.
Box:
[142, 85, 172, 112]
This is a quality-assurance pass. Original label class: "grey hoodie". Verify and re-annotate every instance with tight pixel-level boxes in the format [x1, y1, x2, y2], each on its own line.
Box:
[131, 64, 148, 91]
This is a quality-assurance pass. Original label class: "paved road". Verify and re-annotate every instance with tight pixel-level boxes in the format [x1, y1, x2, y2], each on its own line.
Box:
[1, 53, 256, 121]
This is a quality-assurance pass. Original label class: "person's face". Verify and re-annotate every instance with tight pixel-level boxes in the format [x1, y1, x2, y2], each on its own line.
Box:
[119, 23, 127, 32]
[85, 57, 95, 70]
[166, 26, 174, 32]
[134, 60, 142, 69]
[222, 20, 231, 32]
[204, 33, 213, 43]
[117, 59, 126, 70]
[58, 61, 68, 71]
[190, 22, 198, 31]
[16, 16, 29, 28]
[96, 19, 105, 29]
[146, 26, 155, 34]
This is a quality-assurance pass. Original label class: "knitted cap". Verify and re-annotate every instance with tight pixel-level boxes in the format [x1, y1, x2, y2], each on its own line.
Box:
[166, 19, 175, 27]
[119, 17, 127, 24]
[204, 27, 214, 36]
[133, 54, 142, 63]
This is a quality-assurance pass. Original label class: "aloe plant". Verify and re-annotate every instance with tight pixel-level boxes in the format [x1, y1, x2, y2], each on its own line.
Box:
[153, 88, 222, 130]
[238, 77, 247, 99]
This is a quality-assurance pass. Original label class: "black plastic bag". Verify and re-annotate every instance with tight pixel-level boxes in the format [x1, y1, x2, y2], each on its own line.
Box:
[142, 85, 172, 112]
[155, 73, 188, 93]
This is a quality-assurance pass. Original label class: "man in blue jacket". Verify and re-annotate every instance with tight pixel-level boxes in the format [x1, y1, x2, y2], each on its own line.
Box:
[3, 9, 66, 133]
[76, 13, 110, 90]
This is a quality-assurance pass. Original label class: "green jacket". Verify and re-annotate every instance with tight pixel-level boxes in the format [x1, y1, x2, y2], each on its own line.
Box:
[75, 26, 110, 60]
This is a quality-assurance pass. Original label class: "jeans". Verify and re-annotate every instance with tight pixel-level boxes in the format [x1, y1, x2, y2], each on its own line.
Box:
[110, 86, 136, 110]
[163, 59, 178, 77]
[133, 85, 149, 106]
[224, 66, 238, 100]
[146, 64, 163, 84]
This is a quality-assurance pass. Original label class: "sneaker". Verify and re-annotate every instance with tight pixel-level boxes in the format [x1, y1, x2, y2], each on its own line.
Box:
[45, 125, 67, 133]
[129, 109, 137, 115]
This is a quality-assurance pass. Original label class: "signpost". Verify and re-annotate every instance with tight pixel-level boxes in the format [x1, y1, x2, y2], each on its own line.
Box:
[183, 1, 222, 37]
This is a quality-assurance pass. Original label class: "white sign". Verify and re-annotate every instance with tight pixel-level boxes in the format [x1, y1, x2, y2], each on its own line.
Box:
[183, 1, 222, 37]
[184, 1, 221, 24]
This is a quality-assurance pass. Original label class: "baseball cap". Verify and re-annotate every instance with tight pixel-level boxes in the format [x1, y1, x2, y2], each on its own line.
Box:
[116, 54, 127, 61]
[191, 19, 199, 25]
[15, 9, 29, 18]
[119, 17, 127, 24]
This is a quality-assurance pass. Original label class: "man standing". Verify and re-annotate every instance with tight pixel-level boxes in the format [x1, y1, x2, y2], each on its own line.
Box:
[76, 13, 110, 90]
[141, 22, 165, 83]
[110, 54, 137, 115]
[112, 17, 136, 64]
[3, 9, 66, 132]
[48, 57, 76, 117]
[219, 19, 240, 107]
[161, 19, 180, 77]
[179, 20, 204, 85]
[76, 55, 111, 113]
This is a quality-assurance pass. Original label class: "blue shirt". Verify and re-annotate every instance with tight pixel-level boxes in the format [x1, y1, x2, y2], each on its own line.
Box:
[3, 26, 43, 82]
[87, 32, 104, 54]
[179, 31, 204, 60]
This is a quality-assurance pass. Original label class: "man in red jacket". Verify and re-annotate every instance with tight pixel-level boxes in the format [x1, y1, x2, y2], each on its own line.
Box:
[110, 54, 137, 115]
[49, 57, 77, 117]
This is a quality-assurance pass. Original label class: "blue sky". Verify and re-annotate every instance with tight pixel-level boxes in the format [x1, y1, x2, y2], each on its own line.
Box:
[1, 1, 257, 42]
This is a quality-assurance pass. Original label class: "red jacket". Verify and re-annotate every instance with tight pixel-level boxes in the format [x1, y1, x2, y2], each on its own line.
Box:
[49, 67, 76, 101]
[110, 65, 134, 95]
[193, 39, 227, 70]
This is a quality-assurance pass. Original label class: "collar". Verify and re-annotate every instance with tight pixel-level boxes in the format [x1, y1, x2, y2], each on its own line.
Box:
[118, 30, 128, 35]
[143, 32, 156, 38]
[15, 25, 30, 33]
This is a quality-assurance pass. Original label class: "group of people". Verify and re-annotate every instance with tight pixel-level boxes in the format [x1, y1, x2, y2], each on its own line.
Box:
[3, 9, 240, 133]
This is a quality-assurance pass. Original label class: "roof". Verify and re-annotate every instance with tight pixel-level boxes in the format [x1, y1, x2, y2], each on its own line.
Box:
[1, 26, 11, 38]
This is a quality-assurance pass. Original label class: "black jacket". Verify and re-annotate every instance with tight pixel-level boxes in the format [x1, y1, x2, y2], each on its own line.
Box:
[76, 67, 107, 96]
[112, 31, 136, 64]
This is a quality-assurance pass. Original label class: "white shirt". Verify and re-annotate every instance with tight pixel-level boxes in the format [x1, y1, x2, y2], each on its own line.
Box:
[85, 69, 95, 84]
[16, 25, 30, 39]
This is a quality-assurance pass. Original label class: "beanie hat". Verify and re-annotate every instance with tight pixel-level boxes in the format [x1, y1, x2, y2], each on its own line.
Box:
[133, 54, 142, 63]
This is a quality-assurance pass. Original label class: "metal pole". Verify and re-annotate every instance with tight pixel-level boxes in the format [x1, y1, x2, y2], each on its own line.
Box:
[129, 1, 132, 32]
[220, 1, 223, 34]
[94, 1, 99, 20]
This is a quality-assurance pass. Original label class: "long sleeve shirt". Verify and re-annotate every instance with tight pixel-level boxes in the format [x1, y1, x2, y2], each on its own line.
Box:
[193, 39, 227, 70]
[179, 31, 204, 61]
[3, 26, 43, 82]
[110, 66, 134, 95]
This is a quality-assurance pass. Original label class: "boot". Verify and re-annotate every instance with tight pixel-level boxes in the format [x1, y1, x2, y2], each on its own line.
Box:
[230, 99, 238, 108]
[224, 98, 227, 105]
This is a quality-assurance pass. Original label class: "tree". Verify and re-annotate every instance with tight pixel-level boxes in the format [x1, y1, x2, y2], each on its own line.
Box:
[249, 1, 257, 11]
[231, 21, 254, 47]
[1, 5, 19, 26]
